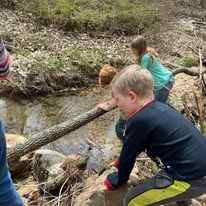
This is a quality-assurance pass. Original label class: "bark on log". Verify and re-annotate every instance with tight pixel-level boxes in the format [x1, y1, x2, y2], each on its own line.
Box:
[7, 107, 109, 171]
[172, 68, 202, 76]
[166, 62, 206, 77]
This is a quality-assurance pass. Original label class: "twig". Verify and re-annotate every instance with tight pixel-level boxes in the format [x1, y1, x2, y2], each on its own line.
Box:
[57, 177, 69, 206]
[193, 30, 205, 134]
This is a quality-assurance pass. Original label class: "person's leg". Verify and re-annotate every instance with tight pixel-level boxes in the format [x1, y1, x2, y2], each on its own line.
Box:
[0, 177, 24, 206]
[123, 171, 206, 206]
[0, 123, 23, 206]
[155, 79, 174, 103]
[123, 170, 175, 206]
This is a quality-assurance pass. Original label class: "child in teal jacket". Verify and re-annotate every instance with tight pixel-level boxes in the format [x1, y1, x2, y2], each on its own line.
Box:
[130, 36, 174, 103]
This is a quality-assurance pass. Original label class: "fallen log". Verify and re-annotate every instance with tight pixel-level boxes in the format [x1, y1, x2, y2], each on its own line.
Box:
[165, 63, 206, 77]
[7, 65, 205, 172]
[7, 107, 111, 171]
[172, 68, 206, 76]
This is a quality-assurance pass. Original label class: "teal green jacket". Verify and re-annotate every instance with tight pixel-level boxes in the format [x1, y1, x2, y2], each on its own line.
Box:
[140, 53, 172, 90]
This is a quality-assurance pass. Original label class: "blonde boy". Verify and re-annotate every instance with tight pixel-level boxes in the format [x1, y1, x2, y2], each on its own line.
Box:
[99, 65, 206, 206]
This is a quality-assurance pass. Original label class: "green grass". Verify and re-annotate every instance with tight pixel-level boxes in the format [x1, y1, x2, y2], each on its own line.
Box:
[178, 53, 199, 68]
[17, 0, 159, 34]
[15, 46, 119, 73]
[64, 46, 108, 77]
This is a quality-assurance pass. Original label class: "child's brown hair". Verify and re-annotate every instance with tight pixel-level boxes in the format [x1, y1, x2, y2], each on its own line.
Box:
[98, 64, 118, 87]
[131, 36, 158, 63]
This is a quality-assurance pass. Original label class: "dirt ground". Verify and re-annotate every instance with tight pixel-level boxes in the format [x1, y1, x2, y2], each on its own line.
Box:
[3, 0, 206, 205]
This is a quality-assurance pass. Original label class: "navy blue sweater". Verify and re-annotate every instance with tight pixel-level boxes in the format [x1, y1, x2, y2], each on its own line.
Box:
[109, 101, 206, 188]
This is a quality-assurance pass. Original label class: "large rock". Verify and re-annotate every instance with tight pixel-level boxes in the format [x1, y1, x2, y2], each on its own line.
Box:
[73, 168, 139, 206]
[32, 150, 88, 194]
[32, 149, 66, 183]
[6, 133, 31, 176]
[87, 144, 117, 173]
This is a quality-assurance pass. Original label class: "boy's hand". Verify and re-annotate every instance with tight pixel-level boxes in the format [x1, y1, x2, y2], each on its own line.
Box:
[97, 99, 116, 111]
[103, 172, 120, 191]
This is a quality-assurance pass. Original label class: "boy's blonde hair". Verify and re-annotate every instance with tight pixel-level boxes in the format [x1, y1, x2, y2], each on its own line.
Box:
[111, 64, 154, 98]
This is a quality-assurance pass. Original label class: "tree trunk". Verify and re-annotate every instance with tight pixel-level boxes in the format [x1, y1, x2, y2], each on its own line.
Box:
[7, 107, 109, 171]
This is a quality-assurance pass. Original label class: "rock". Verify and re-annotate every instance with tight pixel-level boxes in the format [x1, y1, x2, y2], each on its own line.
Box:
[61, 154, 88, 171]
[48, 140, 91, 156]
[191, 199, 202, 206]
[33, 151, 88, 194]
[32, 149, 66, 183]
[5, 133, 26, 148]
[86, 144, 117, 173]
[73, 168, 139, 206]
[40, 154, 88, 193]
[197, 194, 206, 202]
[6, 133, 32, 176]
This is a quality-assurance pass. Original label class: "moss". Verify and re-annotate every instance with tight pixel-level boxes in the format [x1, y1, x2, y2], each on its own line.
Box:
[63, 46, 107, 76]
[178, 53, 199, 68]
[17, 0, 159, 34]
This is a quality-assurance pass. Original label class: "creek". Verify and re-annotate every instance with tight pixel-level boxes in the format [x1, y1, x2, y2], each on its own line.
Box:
[0, 89, 119, 170]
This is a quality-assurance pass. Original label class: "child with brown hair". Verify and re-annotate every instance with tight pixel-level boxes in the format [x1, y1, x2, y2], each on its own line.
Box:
[130, 36, 174, 103]
[98, 64, 118, 88]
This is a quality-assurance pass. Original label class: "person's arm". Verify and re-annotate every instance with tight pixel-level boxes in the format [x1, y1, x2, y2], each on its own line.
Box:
[104, 120, 148, 190]
[0, 39, 11, 80]
[0, 121, 8, 180]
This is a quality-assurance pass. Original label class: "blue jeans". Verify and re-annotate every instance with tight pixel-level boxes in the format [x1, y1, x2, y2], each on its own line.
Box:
[0, 121, 23, 206]
[155, 78, 174, 103]
[0, 173, 24, 206]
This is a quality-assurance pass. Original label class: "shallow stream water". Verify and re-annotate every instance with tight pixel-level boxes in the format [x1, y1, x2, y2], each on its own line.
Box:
[0, 89, 119, 169]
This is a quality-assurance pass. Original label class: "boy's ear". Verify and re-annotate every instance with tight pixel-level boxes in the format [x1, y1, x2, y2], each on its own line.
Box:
[128, 91, 137, 102]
